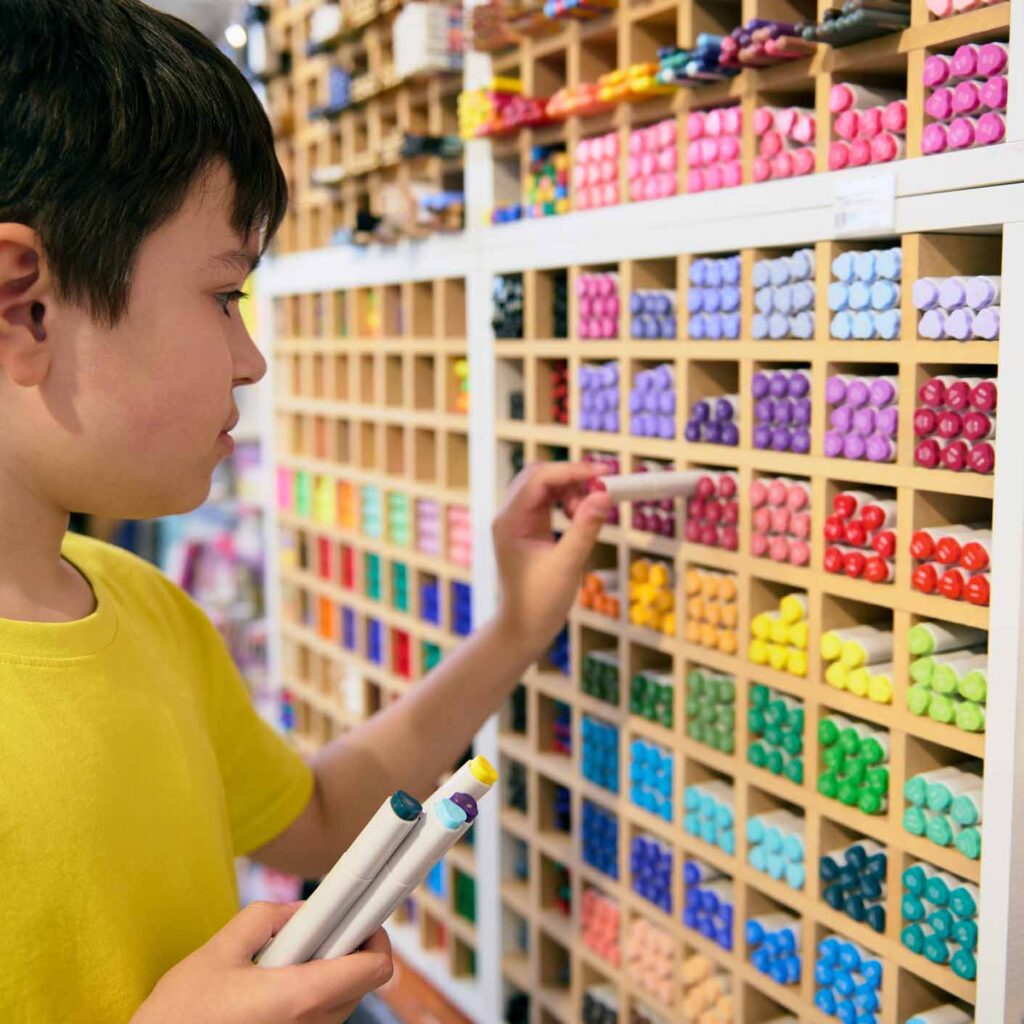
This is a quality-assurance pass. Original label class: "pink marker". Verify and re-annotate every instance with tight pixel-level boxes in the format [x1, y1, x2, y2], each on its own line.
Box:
[921, 123, 949, 155]
[882, 100, 908, 133]
[829, 141, 851, 170]
[950, 44, 981, 79]
[787, 483, 810, 511]
[963, 412, 995, 441]
[969, 379, 997, 412]
[925, 87, 956, 122]
[977, 42, 1009, 78]
[789, 539, 810, 566]
[835, 110, 860, 140]
[849, 138, 872, 166]
[923, 54, 955, 88]
[916, 437, 943, 469]
[706, 164, 724, 190]
[793, 114, 815, 144]
[772, 151, 795, 179]
[858, 107, 884, 139]
[977, 112, 1006, 146]
[914, 407, 940, 436]
[769, 535, 791, 562]
[751, 531, 771, 557]
[830, 83, 900, 113]
[722, 162, 743, 188]
[968, 441, 995, 474]
[754, 107, 776, 134]
[753, 156, 772, 182]
[793, 148, 816, 176]
[942, 438, 970, 471]
[980, 76, 1008, 112]
[926, 0, 955, 15]
[948, 117, 979, 150]
[872, 133, 905, 163]
[953, 81, 983, 116]
[946, 378, 983, 411]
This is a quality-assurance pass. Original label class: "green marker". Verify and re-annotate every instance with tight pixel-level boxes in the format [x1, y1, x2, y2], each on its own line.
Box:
[954, 827, 981, 860]
[906, 683, 933, 716]
[955, 701, 985, 733]
[908, 621, 987, 656]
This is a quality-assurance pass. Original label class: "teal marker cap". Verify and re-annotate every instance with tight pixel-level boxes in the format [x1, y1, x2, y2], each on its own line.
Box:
[434, 798, 468, 829]
[390, 790, 423, 821]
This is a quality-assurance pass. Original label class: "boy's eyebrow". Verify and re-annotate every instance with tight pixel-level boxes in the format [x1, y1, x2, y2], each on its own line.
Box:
[206, 247, 262, 276]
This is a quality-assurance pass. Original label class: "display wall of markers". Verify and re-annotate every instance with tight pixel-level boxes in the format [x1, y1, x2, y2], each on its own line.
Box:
[495, 243, 991, 1024]
[271, 282, 483, 983]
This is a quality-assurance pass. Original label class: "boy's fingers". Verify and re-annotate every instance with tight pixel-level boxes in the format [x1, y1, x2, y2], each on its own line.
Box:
[554, 491, 613, 574]
[510, 461, 607, 513]
[215, 901, 304, 960]
[284, 929, 394, 1010]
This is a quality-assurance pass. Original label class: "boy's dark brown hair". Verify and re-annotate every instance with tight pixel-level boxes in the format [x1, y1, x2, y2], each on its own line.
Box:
[0, 0, 287, 325]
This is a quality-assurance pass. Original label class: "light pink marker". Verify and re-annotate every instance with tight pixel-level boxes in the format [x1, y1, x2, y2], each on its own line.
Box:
[922, 122, 949, 154]
[872, 133, 905, 163]
[977, 112, 1006, 146]
[948, 117, 978, 150]
[925, 87, 955, 122]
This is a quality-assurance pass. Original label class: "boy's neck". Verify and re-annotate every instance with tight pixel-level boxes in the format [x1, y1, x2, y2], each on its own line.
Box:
[0, 468, 97, 624]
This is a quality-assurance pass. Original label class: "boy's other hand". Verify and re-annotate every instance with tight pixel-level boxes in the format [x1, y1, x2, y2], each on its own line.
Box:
[129, 901, 393, 1024]
[493, 460, 614, 657]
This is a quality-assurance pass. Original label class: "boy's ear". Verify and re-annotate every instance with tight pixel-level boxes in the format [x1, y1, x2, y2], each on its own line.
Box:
[0, 224, 53, 387]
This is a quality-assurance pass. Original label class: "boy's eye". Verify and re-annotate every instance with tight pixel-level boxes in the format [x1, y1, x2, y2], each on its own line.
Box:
[215, 290, 248, 317]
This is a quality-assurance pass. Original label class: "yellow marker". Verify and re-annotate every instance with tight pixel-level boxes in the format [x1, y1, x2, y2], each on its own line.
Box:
[846, 666, 870, 698]
[751, 611, 778, 641]
[468, 755, 498, 786]
[749, 638, 770, 664]
[787, 649, 808, 677]
[661, 612, 676, 636]
[840, 629, 893, 670]
[780, 593, 808, 625]
[769, 617, 790, 646]
[866, 663, 894, 704]
[825, 661, 849, 690]
[788, 620, 809, 651]
[768, 644, 788, 671]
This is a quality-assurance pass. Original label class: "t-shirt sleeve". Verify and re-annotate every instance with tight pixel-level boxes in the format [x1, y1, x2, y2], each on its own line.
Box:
[191, 612, 315, 857]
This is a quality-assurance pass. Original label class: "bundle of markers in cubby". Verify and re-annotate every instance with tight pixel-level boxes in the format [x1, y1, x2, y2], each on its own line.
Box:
[545, 360, 569, 425]
[630, 558, 675, 634]
[747, 808, 805, 889]
[686, 107, 743, 192]
[581, 887, 621, 967]
[630, 738, 673, 820]
[580, 568, 621, 618]
[574, 133, 620, 212]
[911, 523, 991, 606]
[817, 714, 890, 815]
[914, 273, 1000, 341]
[583, 451, 620, 524]
[824, 488, 896, 584]
[753, 368, 811, 453]
[628, 460, 677, 537]
[631, 667, 674, 727]
[686, 667, 736, 754]
[685, 567, 738, 655]
[492, 273, 524, 338]
[687, 254, 742, 340]
[820, 840, 887, 932]
[684, 780, 735, 854]
[579, 361, 620, 432]
[583, 649, 621, 704]
[686, 394, 738, 445]
[680, 954, 734, 1023]
[915, 373, 996, 475]
[416, 498, 442, 557]
[748, 592, 809, 677]
[657, 35, 738, 87]
[447, 504, 471, 566]
[826, 373, 898, 464]
[686, 470, 739, 550]
[752, 247, 816, 340]
[627, 119, 678, 203]
[806, 0, 908, 47]
[682, 859, 733, 949]
[255, 756, 495, 966]
[923, 42, 1008, 155]
[901, 861, 978, 980]
[582, 986, 619, 1024]
[814, 934, 883, 1022]
[632, 833, 673, 912]
[829, 245, 902, 340]
[630, 288, 677, 339]
[751, 476, 810, 566]
[754, 105, 816, 182]
[583, 800, 619, 879]
[821, 623, 894, 703]
[626, 916, 676, 1006]
[524, 146, 570, 219]
[907, 620, 987, 733]
[583, 716, 620, 793]
[748, 911, 801, 985]
[904, 762, 982, 860]
[748, 685, 805, 783]
[578, 271, 620, 338]
[829, 83, 907, 170]
[720, 20, 817, 71]
[630, 363, 676, 438]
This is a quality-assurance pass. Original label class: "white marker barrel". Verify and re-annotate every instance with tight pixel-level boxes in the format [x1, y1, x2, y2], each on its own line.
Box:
[601, 469, 703, 502]
[906, 1006, 973, 1024]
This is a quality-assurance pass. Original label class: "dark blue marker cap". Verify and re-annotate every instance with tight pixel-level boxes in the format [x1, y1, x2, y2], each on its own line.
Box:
[450, 792, 478, 823]
[390, 791, 422, 821]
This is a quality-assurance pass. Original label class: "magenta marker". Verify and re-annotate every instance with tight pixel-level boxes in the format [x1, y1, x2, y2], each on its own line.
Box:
[883, 100, 908, 133]
[942, 438, 970, 471]
[871, 133, 904, 163]
[936, 410, 963, 438]
[846, 378, 871, 409]
[963, 411, 995, 440]
[979, 76, 1008, 112]
[923, 54, 955, 88]
[950, 44, 981, 79]
[859, 107, 884, 138]
[953, 81, 983, 116]
[916, 437, 942, 468]
[977, 112, 1006, 146]
[876, 406, 899, 437]
[948, 117, 979, 150]
[969, 379, 997, 411]
[869, 377, 898, 407]
[844, 433, 868, 460]
[849, 138, 872, 166]
[853, 407, 876, 435]
[922, 123, 949, 155]
[831, 404, 855, 432]
[915, 407, 939, 435]
[946, 378, 982, 411]
[835, 109, 860, 140]
[826, 374, 855, 404]
[969, 441, 995, 474]
[925, 88, 955, 122]
[919, 375, 959, 407]
[977, 41, 1009, 77]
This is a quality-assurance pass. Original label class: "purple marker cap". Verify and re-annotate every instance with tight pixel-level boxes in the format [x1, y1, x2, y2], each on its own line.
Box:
[791, 428, 811, 454]
[775, 397, 793, 425]
[752, 373, 771, 399]
[689, 313, 707, 339]
[919, 308, 947, 340]
[938, 278, 967, 310]
[704, 314, 723, 340]
[654, 365, 674, 391]
[755, 397, 775, 423]
[853, 407, 876, 436]
[657, 417, 675, 439]
[946, 308, 974, 341]
[964, 276, 998, 309]
[643, 412, 657, 436]
[866, 434, 895, 462]
[629, 391, 644, 413]
[787, 371, 810, 399]
[631, 316, 646, 338]
[869, 378, 897, 408]
[722, 314, 741, 340]
[705, 421, 723, 444]
[636, 369, 653, 392]
[605, 412, 619, 432]
[692, 400, 710, 423]
[792, 398, 811, 427]
[876, 406, 899, 436]
[643, 392, 659, 414]
[685, 421, 702, 442]
[754, 424, 773, 449]
[769, 313, 790, 340]
[704, 289, 722, 314]
[825, 375, 849, 405]
[830, 404, 854, 432]
[846, 379, 870, 409]
[974, 307, 1000, 340]
[451, 792, 479, 822]
[600, 363, 618, 386]
[688, 290, 705, 314]
[824, 430, 846, 458]
[772, 427, 792, 451]
[630, 293, 645, 315]
[769, 372, 790, 398]
[659, 391, 676, 414]
[912, 279, 941, 311]
[715, 397, 736, 421]
[720, 422, 740, 446]
[844, 433, 867, 460]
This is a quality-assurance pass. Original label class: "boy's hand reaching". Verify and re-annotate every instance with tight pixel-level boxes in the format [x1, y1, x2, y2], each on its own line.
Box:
[129, 902, 393, 1024]
[493, 461, 614, 657]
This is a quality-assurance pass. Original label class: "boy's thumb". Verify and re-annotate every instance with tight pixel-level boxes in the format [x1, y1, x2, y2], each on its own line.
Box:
[215, 901, 303, 959]
[555, 492, 612, 574]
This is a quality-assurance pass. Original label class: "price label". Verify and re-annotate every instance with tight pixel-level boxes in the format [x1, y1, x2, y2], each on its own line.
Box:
[833, 171, 897, 238]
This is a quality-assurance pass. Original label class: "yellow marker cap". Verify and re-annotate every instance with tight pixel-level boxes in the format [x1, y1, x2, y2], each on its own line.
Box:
[840, 640, 868, 669]
[820, 630, 843, 661]
[847, 667, 870, 697]
[787, 649, 808, 677]
[768, 644, 788, 671]
[825, 661, 849, 690]
[748, 639, 769, 665]
[769, 618, 790, 646]
[751, 612, 776, 641]
[868, 673, 893, 704]
[789, 620, 809, 651]
[780, 593, 808, 625]
[469, 755, 498, 786]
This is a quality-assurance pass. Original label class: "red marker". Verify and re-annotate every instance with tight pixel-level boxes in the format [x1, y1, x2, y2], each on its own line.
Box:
[941, 439, 970, 472]
[718, 473, 738, 499]
[872, 530, 896, 559]
[910, 526, 952, 561]
[936, 410, 964, 439]
[844, 519, 869, 548]
[969, 379, 997, 413]
[825, 514, 847, 542]
[962, 412, 995, 441]
[721, 525, 739, 551]
[968, 441, 994, 475]
[864, 556, 895, 584]
[945, 378, 983, 412]
[844, 549, 867, 578]
[825, 545, 857, 574]
[833, 491, 876, 518]
[938, 567, 975, 602]
[915, 438, 943, 469]
[722, 501, 739, 526]
[918, 375, 960, 409]
[751, 531, 771, 557]
[686, 520, 704, 543]
[933, 527, 985, 565]
[960, 533, 992, 572]
[912, 562, 941, 594]
[861, 500, 897, 532]
[914, 408, 939, 437]
[965, 573, 990, 606]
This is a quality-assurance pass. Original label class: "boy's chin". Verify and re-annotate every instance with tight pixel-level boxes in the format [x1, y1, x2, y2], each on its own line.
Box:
[87, 475, 218, 521]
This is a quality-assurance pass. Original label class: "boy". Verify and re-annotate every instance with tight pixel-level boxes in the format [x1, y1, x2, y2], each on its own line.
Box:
[0, 1, 613, 1021]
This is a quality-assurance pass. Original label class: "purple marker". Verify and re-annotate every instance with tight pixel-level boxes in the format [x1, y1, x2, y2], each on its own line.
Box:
[866, 434, 896, 462]
[771, 427, 792, 451]
[919, 309, 947, 339]
[769, 371, 790, 398]
[716, 396, 738, 421]
[846, 378, 871, 409]
[450, 793, 479, 822]
[844, 433, 868, 460]
[853, 408, 876, 436]
[685, 421, 703, 442]
[720, 422, 739, 446]
[754, 425, 773, 449]
[704, 421, 723, 444]
[787, 371, 811, 399]
[973, 307, 1000, 340]
[830, 405, 855, 433]
[946, 308, 974, 341]
[825, 431, 846, 458]
[869, 377, 897, 408]
[876, 406, 899, 436]
[774, 398, 793, 424]
[826, 374, 853, 405]
[791, 428, 811, 454]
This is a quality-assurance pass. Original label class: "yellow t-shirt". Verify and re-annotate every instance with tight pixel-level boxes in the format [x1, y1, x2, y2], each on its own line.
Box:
[0, 532, 315, 1022]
